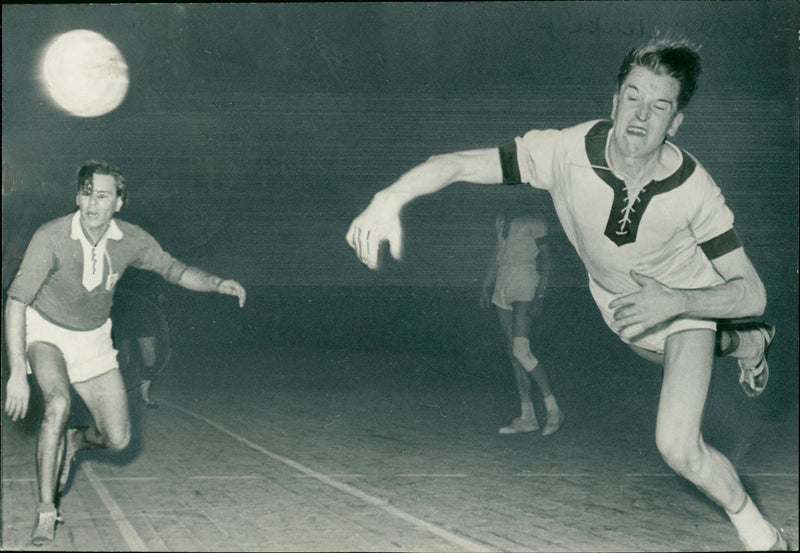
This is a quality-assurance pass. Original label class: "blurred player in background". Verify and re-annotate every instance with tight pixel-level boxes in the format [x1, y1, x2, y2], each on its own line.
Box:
[481, 211, 564, 436]
[347, 37, 784, 550]
[111, 286, 171, 407]
[3, 160, 247, 545]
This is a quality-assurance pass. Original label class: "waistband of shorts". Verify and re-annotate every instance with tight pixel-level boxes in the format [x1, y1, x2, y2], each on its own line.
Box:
[26, 306, 108, 332]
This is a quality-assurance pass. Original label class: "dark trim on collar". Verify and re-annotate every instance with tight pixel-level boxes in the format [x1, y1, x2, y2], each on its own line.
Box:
[585, 120, 697, 246]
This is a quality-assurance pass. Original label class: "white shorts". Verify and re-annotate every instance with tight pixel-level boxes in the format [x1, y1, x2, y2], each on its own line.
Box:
[588, 277, 717, 354]
[492, 265, 540, 311]
[26, 307, 118, 383]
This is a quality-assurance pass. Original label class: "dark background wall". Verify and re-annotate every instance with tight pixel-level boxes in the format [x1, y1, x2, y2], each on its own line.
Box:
[3, 2, 797, 291]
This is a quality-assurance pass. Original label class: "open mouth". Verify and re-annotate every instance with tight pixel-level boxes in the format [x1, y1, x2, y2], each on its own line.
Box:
[626, 125, 648, 136]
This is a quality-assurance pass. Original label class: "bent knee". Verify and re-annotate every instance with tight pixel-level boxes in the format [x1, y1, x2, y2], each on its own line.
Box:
[42, 393, 71, 423]
[656, 436, 705, 478]
[104, 424, 131, 452]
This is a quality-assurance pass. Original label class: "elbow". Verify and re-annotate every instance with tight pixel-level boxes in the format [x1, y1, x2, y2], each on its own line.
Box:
[742, 277, 767, 317]
[751, 281, 767, 317]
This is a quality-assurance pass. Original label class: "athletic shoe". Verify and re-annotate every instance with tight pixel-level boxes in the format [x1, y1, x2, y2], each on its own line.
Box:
[741, 527, 789, 551]
[737, 323, 775, 398]
[31, 503, 62, 546]
[499, 417, 539, 434]
[542, 410, 565, 436]
[58, 429, 78, 494]
[768, 531, 788, 551]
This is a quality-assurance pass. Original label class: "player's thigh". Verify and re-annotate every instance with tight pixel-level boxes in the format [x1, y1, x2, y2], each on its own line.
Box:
[495, 306, 513, 343]
[73, 368, 130, 446]
[28, 342, 71, 405]
[116, 338, 131, 361]
[656, 329, 715, 444]
[136, 336, 157, 366]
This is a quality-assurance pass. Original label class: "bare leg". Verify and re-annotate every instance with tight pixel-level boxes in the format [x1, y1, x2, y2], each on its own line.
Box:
[496, 307, 538, 433]
[497, 307, 533, 404]
[510, 301, 563, 435]
[27, 343, 71, 544]
[28, 344, 71, 506]
[651, 330, 781, 550]
[136, 336, 157, 405]
[71, 368, 131, 453]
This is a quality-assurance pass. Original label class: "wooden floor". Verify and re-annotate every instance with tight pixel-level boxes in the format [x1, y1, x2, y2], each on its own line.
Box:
[2, 339, 798, 551]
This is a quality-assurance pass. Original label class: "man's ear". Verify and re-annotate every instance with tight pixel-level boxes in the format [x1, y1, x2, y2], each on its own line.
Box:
[611, 93, 619, 120]
[667, 111, 684, 137]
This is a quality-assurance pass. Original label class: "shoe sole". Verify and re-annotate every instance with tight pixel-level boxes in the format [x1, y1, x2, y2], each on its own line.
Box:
[739, 323, 775, 398]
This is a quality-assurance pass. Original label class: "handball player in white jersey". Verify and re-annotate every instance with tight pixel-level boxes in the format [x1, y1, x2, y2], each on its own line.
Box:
[481, 212, 564, 436]
[346, 38, 785, 550]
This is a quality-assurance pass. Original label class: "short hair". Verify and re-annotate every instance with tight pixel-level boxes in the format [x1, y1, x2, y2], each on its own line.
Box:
[76, 160, 128, 206]
[617, 37, 702, 111]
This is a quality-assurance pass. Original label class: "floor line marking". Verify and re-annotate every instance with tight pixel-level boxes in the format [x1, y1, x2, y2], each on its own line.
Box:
[81, 462, 148, 551]
[515, 473, 596, 477]
[398, 473, 468, 478]
[97, 477, 161, 482]
[624, 473, 799, 478]
[294, 474, 365, 478]
[164, 400, 492, 552]
[187, 475, 263, 480]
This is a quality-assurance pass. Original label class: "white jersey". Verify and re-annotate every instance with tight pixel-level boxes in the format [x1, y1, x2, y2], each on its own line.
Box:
[500, 119, 739, 296]
[498, 120, 741, 351]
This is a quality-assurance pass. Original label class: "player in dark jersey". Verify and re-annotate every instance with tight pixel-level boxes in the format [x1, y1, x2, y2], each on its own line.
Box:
[112, 287, 171, 407]
[3, 161, 246, 545]
[346, 38, 784, 550]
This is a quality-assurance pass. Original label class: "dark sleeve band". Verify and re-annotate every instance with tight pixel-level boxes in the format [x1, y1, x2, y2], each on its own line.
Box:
[498, 140, 522, 185]
[699, 228, 742, 260]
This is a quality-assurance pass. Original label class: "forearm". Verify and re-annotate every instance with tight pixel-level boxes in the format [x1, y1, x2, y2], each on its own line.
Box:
[375, 149, 503, 208]
[4, 299, 28, 377]
[177, 266, 225, 293]
[677, 276, 766, 320]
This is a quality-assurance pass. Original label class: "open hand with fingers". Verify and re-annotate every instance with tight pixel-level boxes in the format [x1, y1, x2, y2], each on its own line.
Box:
[4, 372, 30, 421]
[609, 271, 685, 340]
[346, 191, 407, 270]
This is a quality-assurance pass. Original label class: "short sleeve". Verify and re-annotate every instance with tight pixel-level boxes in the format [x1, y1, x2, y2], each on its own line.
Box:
[7, 227, 56, 305]
[130, 229, 187, 284]
[514, 129, 564, 190]
[688, 167, 736, 249]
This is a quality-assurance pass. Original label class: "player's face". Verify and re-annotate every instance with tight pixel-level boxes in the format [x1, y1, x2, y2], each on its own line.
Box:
[76, 173, 122, 236]
[610, 66, 684, 159]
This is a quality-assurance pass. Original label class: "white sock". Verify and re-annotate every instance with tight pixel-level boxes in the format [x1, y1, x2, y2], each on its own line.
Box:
[520, 401, 536, 421]
[543, 394, 559, 415]
[512, 337, 539, 372]
[728, 496, 778, 550]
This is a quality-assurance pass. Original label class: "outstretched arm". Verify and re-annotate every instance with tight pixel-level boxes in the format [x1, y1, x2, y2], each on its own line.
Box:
[3, 299, 30, 421]
[346, 148, 503, 269]
[609, 247, 765, 339]
[177, 267, 247, 307]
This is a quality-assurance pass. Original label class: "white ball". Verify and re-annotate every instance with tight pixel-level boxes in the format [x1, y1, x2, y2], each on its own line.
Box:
[40, 30, 129, 117]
